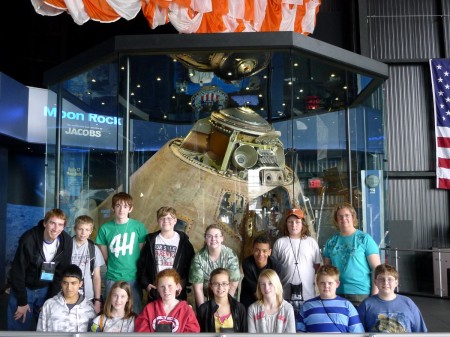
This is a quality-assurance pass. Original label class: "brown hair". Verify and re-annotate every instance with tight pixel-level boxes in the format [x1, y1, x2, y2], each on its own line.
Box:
[104, 281, 135, 318]
[285, 214, 311, 238]
[157, 206, 177, 220]
[111, 192, 133, 209]
[44, 208, 67, 227]
[204, 224, 223, 237]
[316, 265, 340, 283]
[374, 263, 399, 280]
[208, 268, 230, 299]
[332, 202, 359, 230]
[209, 268, 230, 283]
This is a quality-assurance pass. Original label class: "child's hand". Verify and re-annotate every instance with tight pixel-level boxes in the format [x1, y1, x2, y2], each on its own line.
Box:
[146, 284, 156, 292]
[94, 300, 102, 314]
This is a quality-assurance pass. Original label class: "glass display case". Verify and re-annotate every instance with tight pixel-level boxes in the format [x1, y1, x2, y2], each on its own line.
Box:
[44, 32, 388, 255]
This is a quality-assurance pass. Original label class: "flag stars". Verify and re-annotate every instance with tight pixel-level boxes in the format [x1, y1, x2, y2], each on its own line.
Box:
[447, 110, 450, 116]
[439, 91, 444, 96]
[445, 71, 449, 76]
[437, 65, 442, 70]
[446, 97, 450, 103]
[438, 77, 444, 82]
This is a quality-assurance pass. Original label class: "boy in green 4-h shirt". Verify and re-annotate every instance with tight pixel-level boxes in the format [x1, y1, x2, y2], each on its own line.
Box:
[96, 192, 147, 314]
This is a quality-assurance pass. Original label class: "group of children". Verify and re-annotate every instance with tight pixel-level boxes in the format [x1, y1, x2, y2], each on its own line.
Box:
[37, 258, 428, 333]
[8, 191, 428, 333]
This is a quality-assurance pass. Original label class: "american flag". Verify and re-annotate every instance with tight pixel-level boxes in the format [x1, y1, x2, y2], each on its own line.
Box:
[430, 58, 450, 189]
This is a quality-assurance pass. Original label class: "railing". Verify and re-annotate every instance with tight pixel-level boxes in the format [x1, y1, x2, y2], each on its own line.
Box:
[381, 247, 450, 298]
[0, 333, 441, 337]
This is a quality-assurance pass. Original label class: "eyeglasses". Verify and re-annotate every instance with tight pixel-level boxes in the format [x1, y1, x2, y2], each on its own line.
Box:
[159, 216, 175, 222]
[337, 214, 352, 219]
[376, 277, 396, 284]
[205, 234, 222, 240]
[211, 282, 230, 288]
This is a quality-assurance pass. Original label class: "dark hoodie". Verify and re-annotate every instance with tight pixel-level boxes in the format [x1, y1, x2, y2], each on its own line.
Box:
[10, 220, 73, 306]
[137, 230, 195, 301]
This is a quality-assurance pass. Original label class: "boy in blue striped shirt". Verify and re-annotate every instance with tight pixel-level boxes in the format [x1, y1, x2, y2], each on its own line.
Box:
[296, 265, 364, 333]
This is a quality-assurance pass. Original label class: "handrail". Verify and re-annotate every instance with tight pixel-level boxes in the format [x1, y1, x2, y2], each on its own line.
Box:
[380, 247, 450, 298]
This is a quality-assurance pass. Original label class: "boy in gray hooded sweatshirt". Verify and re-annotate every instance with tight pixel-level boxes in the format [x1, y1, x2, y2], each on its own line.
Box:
[37, 264, 96, 332]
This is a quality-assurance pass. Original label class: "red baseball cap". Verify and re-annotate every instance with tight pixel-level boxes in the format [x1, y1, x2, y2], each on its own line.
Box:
[286, 208, 304, 219]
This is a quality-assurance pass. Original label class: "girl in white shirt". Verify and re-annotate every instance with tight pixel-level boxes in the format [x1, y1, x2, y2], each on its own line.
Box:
[247, 269, 296, 333]
[91, 281, 135, 332]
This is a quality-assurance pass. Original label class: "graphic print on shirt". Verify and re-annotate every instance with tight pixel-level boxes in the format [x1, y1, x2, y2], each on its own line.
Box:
[373, 313, 407, 333]
[328, 234, 364, 272]
[72, 248, 89, 272]
[155, 244, 177, 271]
[153, 315, 180, 332]
[109, 232, 136, 257]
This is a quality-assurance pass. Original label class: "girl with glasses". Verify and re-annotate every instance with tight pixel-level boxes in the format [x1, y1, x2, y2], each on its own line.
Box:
[196, 268, 247, 332]
[189, 224, 240, 308]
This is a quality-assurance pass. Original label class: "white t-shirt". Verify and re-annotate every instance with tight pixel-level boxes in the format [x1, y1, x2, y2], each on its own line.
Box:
[272, 236, 321, 301]
[43, 239, 59, 262]
[71, 239, 105, 299]
[155, 232, 180, 272]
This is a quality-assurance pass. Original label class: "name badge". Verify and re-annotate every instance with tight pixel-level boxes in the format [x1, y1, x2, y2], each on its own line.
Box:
[40, 262, 56, 281]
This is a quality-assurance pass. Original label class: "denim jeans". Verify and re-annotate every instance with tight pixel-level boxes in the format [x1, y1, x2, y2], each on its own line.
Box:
[7, 287, 48, 331]
[105, 279, 143, 314]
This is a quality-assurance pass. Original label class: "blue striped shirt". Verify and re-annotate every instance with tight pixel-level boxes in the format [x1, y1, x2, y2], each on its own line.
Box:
[296, 296, 365, 333]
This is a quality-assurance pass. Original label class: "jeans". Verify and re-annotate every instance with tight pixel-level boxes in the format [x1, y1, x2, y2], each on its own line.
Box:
[7, 287, 48, 331]
[105, 279, 143, 314]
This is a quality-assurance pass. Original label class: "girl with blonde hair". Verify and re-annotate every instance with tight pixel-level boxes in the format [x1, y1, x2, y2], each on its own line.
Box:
[247, 269, 296, 333]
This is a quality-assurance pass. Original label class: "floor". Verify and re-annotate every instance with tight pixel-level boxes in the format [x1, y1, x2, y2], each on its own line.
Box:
[407, 295, 450, 332]
[1, 291, 450, 332]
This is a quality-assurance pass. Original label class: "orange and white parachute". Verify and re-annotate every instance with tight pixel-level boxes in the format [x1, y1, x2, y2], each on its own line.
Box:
[30, 0, 321, 35]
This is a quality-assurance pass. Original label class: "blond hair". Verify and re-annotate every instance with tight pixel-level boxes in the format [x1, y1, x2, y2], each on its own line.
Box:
[74, 215, 94, 230]
[256, 269, 283, 307]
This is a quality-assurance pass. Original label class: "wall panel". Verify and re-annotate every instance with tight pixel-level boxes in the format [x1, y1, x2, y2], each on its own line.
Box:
[384, 65, 433, 171]
[387, 178, 449, 248]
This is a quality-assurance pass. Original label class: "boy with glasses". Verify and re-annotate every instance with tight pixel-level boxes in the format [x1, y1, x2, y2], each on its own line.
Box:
[137, 206, 195, 302]
[357, 263, 427, 332]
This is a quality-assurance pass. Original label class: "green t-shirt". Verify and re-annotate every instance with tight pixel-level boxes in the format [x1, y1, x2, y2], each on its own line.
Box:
[95, 218, 147, 281]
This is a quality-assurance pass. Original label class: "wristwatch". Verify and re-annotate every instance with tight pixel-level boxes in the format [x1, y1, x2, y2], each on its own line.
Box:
[93, 297, 102, 303]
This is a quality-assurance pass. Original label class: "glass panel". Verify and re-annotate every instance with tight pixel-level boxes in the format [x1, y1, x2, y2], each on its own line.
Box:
[46, 62, 123, 235]
[45, 37, 386, 258]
